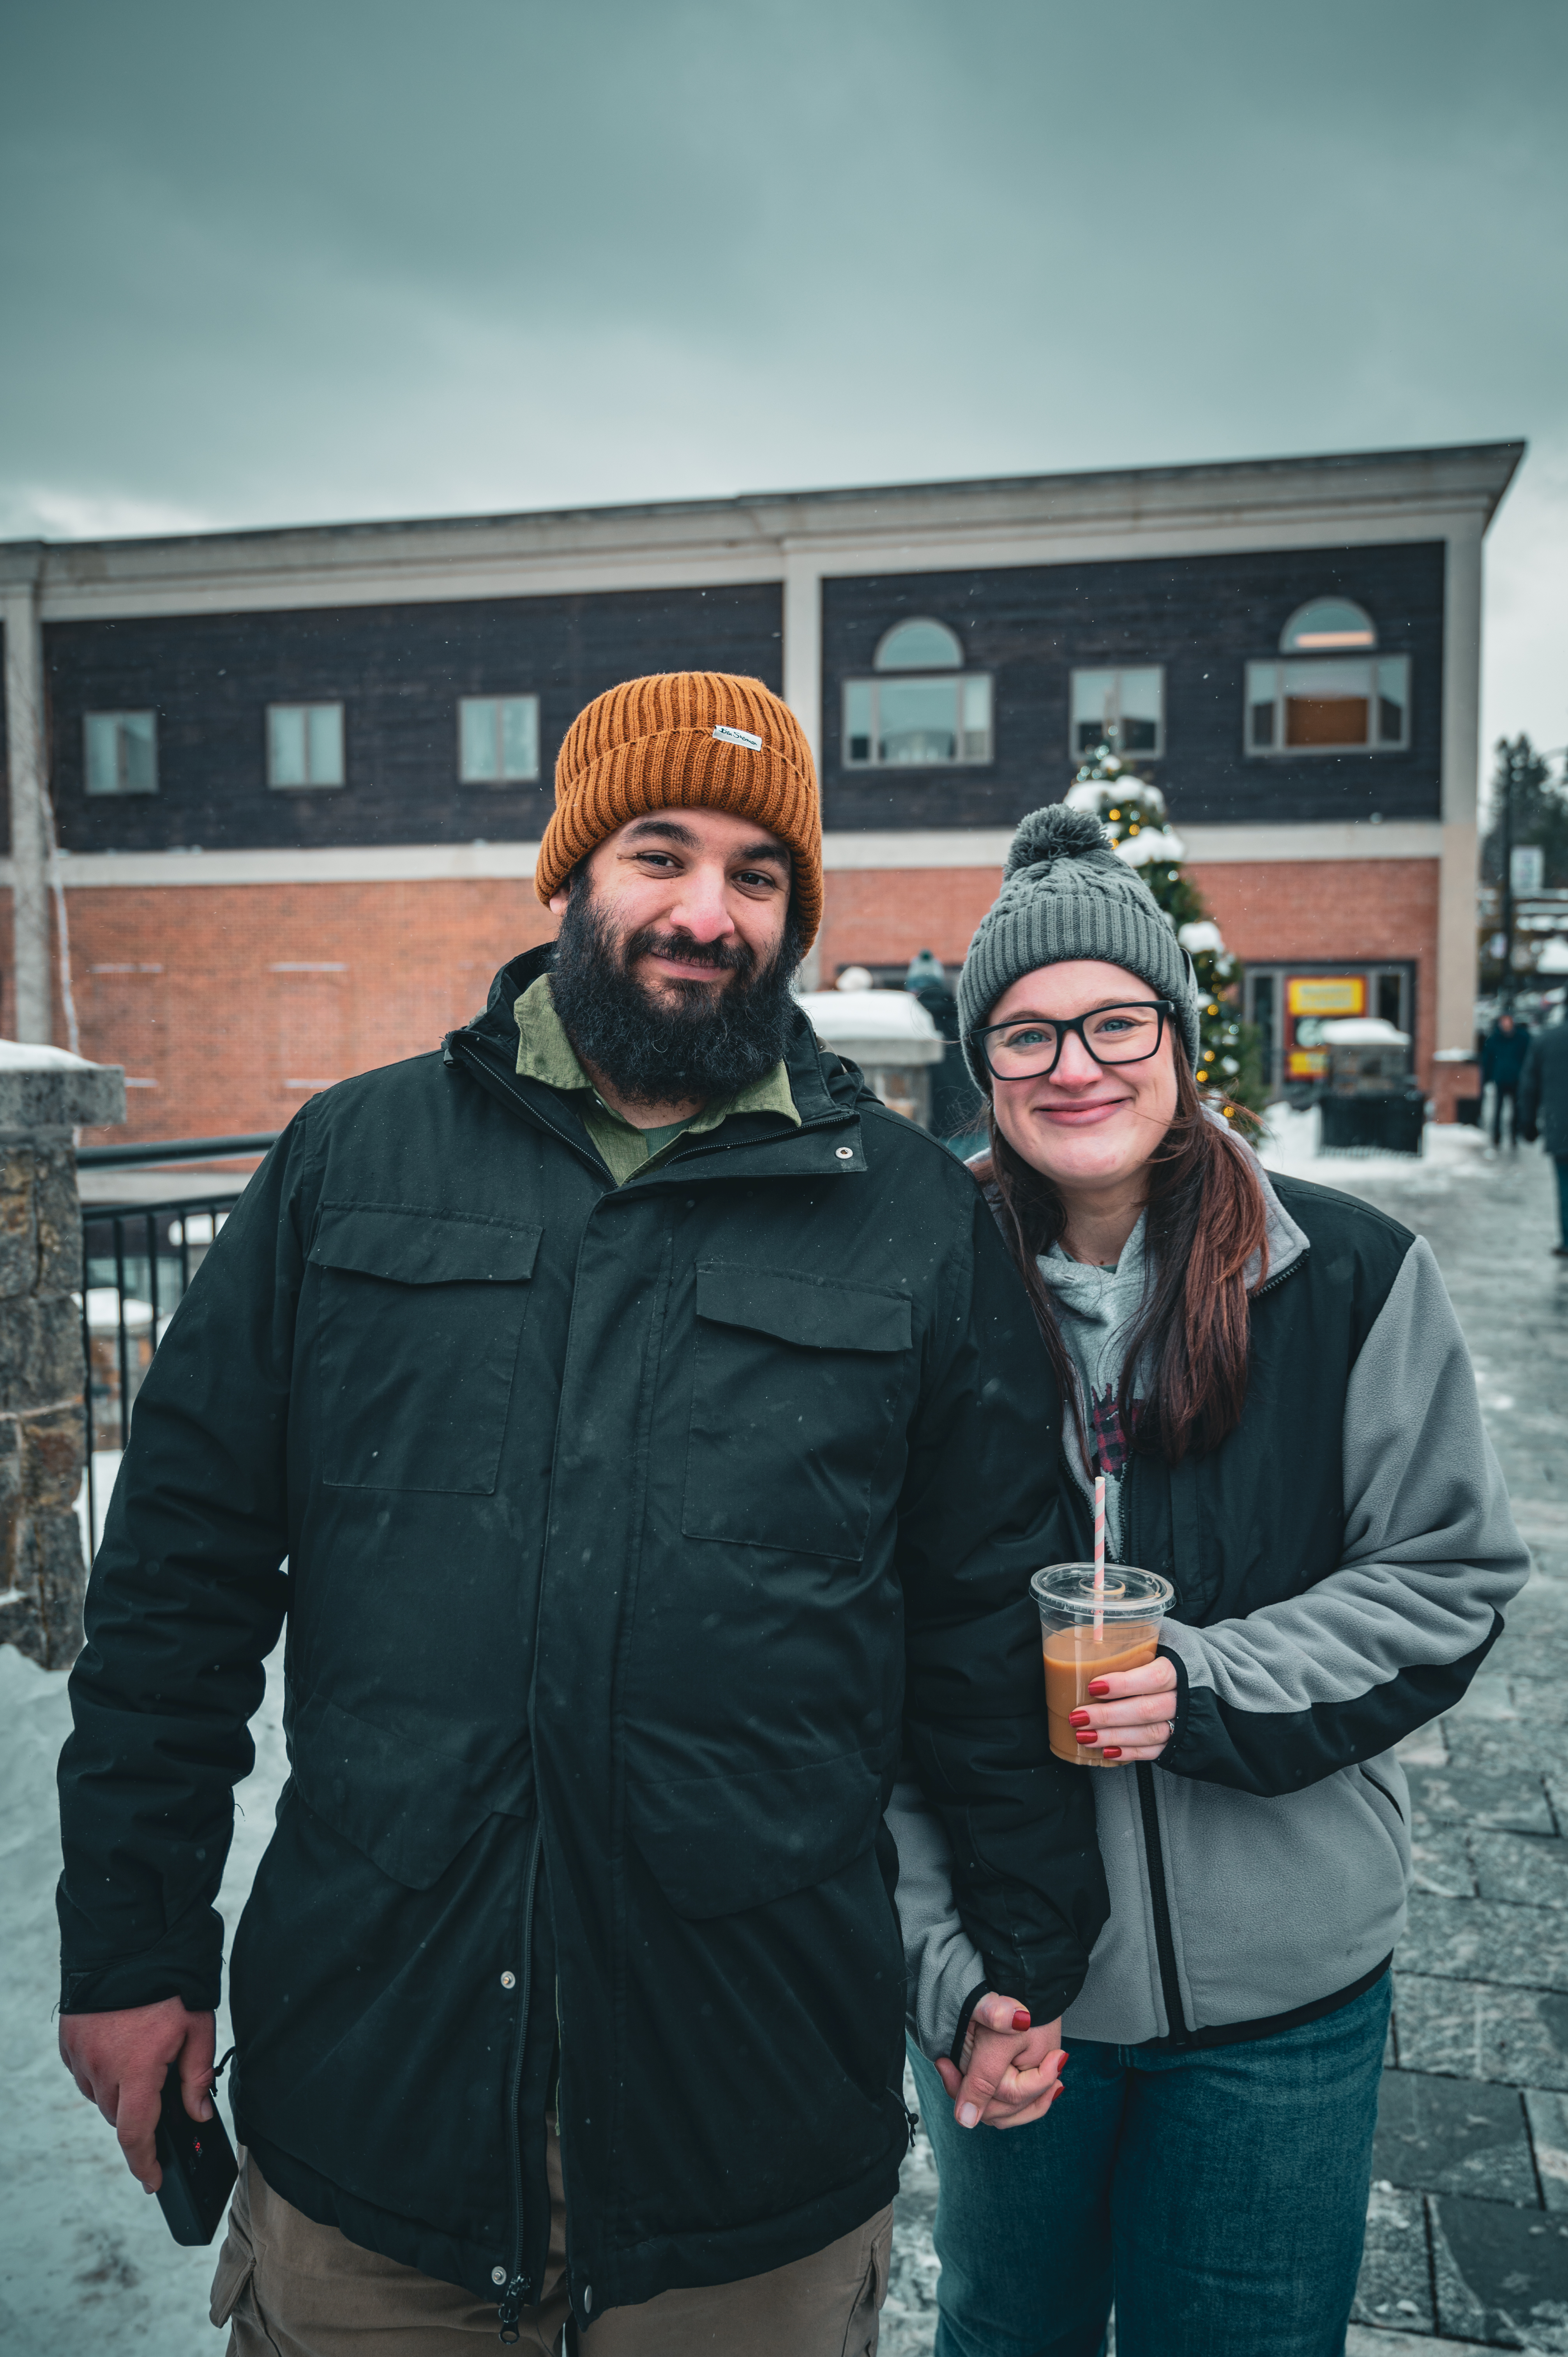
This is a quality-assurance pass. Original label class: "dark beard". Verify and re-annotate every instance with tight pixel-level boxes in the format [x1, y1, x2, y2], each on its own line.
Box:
[549, 882, 803, 1109]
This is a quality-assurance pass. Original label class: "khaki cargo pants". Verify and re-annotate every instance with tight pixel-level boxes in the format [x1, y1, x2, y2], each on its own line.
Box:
[211, 2130, 893, 2357]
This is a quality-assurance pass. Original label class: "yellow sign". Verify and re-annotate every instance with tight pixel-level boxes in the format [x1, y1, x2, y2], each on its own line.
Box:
[1288, 1049, 1330, 1078]
[1287, 976, 1366, 1017]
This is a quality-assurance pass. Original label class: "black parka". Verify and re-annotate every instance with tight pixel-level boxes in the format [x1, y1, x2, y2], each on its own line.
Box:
[58, 949, 1106, 2326]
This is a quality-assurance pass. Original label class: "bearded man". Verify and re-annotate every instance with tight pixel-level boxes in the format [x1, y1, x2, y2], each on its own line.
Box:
[56, 673, 1105, 2355]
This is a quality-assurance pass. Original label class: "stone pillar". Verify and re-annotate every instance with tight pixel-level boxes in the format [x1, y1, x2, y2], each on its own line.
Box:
[0, 1048, 125, 1668]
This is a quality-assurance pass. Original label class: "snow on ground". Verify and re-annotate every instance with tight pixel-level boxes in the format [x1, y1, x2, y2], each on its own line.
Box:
[0, 1641, 288, 2350]
[1257, 1103, 1494, 1193]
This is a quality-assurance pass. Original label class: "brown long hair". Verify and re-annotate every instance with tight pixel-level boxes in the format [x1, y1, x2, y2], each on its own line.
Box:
[975, 1042, 1269, 1466]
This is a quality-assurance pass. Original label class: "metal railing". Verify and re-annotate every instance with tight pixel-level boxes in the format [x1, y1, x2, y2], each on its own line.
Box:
[80, 1135, 278, 1548]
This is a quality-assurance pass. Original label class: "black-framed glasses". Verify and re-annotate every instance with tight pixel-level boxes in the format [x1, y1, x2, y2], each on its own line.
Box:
[971, 999, 1175, 1082]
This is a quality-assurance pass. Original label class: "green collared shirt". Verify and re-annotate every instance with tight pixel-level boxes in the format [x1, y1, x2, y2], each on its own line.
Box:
[513, 974, 799, 1186]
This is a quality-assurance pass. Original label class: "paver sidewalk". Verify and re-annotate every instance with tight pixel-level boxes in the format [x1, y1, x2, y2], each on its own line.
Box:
[883, 1139, 1568, 2355]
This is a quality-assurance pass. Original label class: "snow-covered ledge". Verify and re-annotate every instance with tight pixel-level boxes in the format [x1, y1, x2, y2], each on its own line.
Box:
[0, 1043, 125, 1669]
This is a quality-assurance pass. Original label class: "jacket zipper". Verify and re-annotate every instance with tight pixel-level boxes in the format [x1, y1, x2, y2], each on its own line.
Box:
[1119, 1458, 1189, 2048]
[1133, 1764, 1188, 2047]
[496, 1826, 544, 2344]
[1250, 1248, 1309, 1304]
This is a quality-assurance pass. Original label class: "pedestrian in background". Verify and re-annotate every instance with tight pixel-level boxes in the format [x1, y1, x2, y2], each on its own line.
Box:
[56, 673, 1103, 2357]
[1481, 1008, 1531, 1148]
[1520, 1006, 1568, 1257]
[892, 803, 1528, 2357]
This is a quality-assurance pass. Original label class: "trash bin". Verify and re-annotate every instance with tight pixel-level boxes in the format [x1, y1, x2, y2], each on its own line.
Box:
[795, 974, 945, 1126]
[1316, 1017, 1423, 1156]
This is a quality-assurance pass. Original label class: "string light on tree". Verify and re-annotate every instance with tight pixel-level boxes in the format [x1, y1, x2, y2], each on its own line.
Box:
[1064, 747, 1266, 1113]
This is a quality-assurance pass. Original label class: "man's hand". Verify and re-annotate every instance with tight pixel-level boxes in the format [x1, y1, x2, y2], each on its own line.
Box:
[59, 1997, 216, 2193]
[1070, 1652, 1180, 1764]
[933, 1992, 1067, 2131]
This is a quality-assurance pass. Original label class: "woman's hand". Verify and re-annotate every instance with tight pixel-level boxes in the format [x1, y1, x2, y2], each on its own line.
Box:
[933, 1992, 1067, 2130]
[1070, 1652, 1180, 1763]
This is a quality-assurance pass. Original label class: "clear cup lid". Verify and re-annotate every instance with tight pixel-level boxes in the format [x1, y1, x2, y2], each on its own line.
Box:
[1030, 1563, 1174, 1621]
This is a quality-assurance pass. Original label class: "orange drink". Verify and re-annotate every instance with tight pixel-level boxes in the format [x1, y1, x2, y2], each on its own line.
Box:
[1030, 1564, 1175, 1769]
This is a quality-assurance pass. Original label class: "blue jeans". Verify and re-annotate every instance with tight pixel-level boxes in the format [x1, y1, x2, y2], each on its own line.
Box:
[906, 1973, 1390, 2357]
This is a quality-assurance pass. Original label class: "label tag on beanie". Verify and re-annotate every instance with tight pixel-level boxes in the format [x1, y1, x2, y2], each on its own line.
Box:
[712, 724, 763, 751]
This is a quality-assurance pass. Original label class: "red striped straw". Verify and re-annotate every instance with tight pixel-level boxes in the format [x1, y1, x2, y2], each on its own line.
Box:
[1093, 1469, 1106, 1641]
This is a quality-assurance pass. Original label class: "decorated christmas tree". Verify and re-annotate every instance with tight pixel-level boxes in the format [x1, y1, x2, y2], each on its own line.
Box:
[1064, 749, 1267, 1113]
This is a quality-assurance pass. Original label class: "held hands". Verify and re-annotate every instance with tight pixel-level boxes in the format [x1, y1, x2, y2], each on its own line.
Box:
[1070, 1652, 1179, 1764]
[934, 1992, 1067, 2131]
[59, 1996, 216, 2193]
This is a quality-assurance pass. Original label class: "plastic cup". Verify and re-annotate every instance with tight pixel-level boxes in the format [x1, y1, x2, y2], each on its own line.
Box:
[1030, 1563, 1175, 1767]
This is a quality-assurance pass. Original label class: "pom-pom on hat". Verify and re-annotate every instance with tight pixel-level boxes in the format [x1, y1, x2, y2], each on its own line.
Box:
[957, 803, 1201, 1087]
[537, 671, 823, 949]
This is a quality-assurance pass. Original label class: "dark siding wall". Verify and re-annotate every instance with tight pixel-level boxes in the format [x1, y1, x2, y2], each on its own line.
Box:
[45, 583, 782, 852]
[821, 541, 1444, 832]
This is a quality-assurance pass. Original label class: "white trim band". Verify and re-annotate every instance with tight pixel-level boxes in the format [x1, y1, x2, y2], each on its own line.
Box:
[1179, 822, 1442, 864]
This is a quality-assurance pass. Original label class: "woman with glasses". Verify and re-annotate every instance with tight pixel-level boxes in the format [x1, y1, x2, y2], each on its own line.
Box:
[890, 803, 1527, 2357]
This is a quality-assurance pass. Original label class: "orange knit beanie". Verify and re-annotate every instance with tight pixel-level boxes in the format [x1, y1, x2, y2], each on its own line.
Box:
[536, 672, 823, 949]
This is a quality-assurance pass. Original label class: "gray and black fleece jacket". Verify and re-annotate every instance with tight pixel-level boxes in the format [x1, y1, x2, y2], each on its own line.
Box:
[892, 1157, 1529, 2056]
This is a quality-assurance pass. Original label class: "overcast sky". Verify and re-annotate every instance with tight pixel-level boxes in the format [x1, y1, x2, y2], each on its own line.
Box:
[2, 0, 1564, 775]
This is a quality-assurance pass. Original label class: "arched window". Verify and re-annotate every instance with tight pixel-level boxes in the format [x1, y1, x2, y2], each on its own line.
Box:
[875, 618, 964, 671]
[1280, 599, 1377, 652]
[843, 618, 991, 769]
[1247, 596, 1408, 756]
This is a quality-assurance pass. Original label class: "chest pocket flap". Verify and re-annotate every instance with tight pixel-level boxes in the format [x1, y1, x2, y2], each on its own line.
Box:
[312, 1205, 541, 1494]
[311, 1203, 541, 1286]
[693, 1262, 910, 1353]
[685, 1262, 912, 1558]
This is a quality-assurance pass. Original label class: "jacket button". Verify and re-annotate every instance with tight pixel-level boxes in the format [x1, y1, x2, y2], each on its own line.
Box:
[583, 2286, 593, 2314]
[500, 1971, 516, 1989]
[492, 2266, 507, 2285]
[835, 1146, 854, 1161]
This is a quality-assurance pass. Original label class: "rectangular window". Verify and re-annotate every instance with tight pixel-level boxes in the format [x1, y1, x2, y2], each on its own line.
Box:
[268, 703, 344, 790]
[1070, 666, 1164, 760]
[841, 675, 992, 767]
[459, 695, 540, 784]
[85, 712, 158, 796]
[1246, 657, 1410, 755]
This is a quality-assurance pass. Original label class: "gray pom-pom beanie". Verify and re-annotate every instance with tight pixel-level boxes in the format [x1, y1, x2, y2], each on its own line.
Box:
[958, 803, 1201, 1088]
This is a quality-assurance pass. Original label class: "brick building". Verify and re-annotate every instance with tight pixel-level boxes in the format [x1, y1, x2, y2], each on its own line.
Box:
[0, 441, 1521, 1140]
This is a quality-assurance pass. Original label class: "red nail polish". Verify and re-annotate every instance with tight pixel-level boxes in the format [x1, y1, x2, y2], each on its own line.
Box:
[1074, 1730, 1098, 1744]
[1068, 1710, 1091, 1727]
[1087, 1680, 1110, 1697]
[1012, 2009, 1031, 2031]
[1101, 1747, 1122, 1760]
